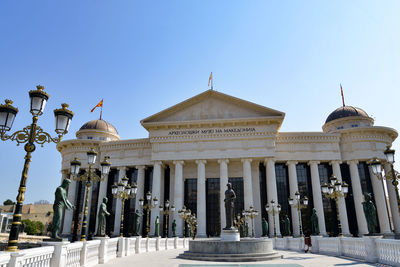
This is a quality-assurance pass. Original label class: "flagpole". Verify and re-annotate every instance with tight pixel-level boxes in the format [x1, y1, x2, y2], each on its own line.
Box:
[100, 105, 103, 120]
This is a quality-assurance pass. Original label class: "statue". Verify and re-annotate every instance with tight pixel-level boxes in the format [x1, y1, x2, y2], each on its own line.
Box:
[262, 218, 269, 237]
[96, 197, 110, 237]
[133, 209, 142, 236]
[154, 216, 160, 237]
[281, 214, 291, 236]
[172, 219, 177, 237]
[311, 208, 320, 235]
[245, 222, 249, 237]
[51, 179, 74, 240]
[362, 193, 378, 234]
[239, 224, 244, 237]
[185, 221, 190, 237]
[223, 183, 236, 230]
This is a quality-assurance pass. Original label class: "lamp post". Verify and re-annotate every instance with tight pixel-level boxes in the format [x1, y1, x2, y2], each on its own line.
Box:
[159, 200, 175, 237]
[0, 86, 74, 252]
[188, 213, 197, 239]
[288, 191, 308, 237]
[243, 206, 258, 238]
[69, 149, 111, 241]
[178, 206, 192, 237]
[235, 214, 247, 237]
[139, 191, 158, 237]
[111, 176, 137, 237]
[265, 200, 281, 237]
[321, 175, 348, 237]
[369, 148, 400, 212]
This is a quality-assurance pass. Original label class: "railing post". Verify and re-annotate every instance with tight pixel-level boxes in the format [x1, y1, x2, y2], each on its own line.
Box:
[156, 237, 160, 251]
[135, 236, 142, 254]
[93, 236, 109, 264]
[363, 236, 381, 263]
[42, 241, 70, 267]
[174, 237, 178, 249]
[311, 235, 321, 253]
[80, 241, 88, 267]
[117, 237, 126, 257]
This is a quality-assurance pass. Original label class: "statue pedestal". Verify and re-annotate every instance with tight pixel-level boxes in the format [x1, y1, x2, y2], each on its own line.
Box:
[220, 229, 240, 241]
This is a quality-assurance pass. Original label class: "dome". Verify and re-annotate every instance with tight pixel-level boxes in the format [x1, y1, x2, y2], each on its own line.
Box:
[79, 119, 119, 135]
[325, 106, 370, 124]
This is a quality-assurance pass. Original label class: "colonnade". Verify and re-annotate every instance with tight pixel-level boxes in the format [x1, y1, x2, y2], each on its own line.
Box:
[62, 158, 400, 239]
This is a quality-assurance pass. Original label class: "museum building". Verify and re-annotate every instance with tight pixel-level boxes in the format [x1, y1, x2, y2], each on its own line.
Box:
[56, 89, 400, 240]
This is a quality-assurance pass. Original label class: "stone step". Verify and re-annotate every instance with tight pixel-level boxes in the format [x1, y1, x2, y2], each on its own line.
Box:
[180, 252, 279, 258]
[178, 253, 282, 262]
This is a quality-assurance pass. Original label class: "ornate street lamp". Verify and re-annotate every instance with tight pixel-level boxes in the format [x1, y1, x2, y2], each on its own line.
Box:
[242, 206, 258, 238]
[111, 176, 137, 237]
[288, 191, 308, 237]
[70, 149, 111, 241]
[178, 206, 193, 237]
[187, 213, 197, 239]
[0, 86, 73, 252]
[321, 175, 348, 236]
[159, 200, 175, 237]
[265, 200, 281, 237]
[369, 150, 400, 212]
[234, 214, 247, 237]
[139, 191, 158, 237]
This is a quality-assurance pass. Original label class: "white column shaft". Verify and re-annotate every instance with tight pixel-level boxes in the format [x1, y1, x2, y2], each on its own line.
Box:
[135, 166, 146, 235]
[266, 159, 280, 237]
[173, 161, 184, 237]
[384, 163, 400, 234]
[348, 161, 369, 235]
[309, 161, 327, 236]
[331, 161, 350, 236]
[287, 161, 300, 237]
[243, 159, 254, 235]
[369, 167, 391, 234]
[150, 161, 162, 236]
[114, 167, 126, 236]
[196, 160, 207, 237]
[219, 159, 229, 232]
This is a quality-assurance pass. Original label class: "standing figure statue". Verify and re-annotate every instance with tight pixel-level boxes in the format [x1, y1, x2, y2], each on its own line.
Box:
[362, 193, 378, 234]
[281, 214, 291, 236]
[244, 222, 249, 237]
[133, 209, 142, 236]
[172, 219, 177, 237]
[262, 218, 269, 237]
[224, 183, 236, 230]
[311, 208, 320, 235]
[51, 179, 74, 240]
[154, 216, 160, 237]
[96, 197, 110, 237]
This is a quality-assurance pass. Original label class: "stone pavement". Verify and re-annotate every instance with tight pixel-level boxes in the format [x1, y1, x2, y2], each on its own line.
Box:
[97, 248, 382, 267]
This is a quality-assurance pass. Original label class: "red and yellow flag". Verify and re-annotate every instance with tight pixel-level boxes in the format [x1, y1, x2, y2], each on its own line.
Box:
[91, 99, 103, 112]
[208, 72, 212, 87]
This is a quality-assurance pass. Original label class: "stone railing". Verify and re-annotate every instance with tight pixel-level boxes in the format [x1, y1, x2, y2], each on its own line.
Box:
[273, 235, 400, 266]
[0, 236, 189, 267]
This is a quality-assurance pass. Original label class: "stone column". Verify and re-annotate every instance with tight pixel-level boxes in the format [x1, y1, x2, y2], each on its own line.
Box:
[330, 160, 350, 236]
[62, 170, 75, 235]
[265, 158, 281, 237]
[369, 166, 391, 234]
[173, 160, 184, 237]
[384, 163, 400, 234]
[150, 161, 162, 237]
[286, 161, 300, 237]
[218, 159, 229, 231]
[242, 158, 254, 235]
[308, 161, 327, 236]
[113, 167, 126, 236]
[347, 160, 369, 235]
[196, 160, 207, 237]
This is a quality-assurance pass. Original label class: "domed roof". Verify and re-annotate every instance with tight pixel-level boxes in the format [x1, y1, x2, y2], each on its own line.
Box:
[78, 119, 118, 135]
[325, 106, 370, 124]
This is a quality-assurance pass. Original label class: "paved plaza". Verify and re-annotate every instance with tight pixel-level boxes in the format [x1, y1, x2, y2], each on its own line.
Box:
[96, 249, 382, 267]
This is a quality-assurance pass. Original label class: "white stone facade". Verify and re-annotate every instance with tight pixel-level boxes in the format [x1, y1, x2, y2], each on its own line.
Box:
[57, 89, 399, 239]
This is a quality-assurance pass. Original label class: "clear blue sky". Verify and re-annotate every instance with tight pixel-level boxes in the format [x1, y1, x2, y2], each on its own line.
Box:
[0, 1, 399, 204]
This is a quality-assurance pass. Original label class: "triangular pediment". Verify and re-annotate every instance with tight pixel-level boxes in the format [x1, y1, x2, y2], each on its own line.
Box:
[141, 90, 285, 128]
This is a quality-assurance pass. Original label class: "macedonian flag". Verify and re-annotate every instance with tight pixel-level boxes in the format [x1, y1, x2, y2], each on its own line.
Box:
[91, 99, 103, 112]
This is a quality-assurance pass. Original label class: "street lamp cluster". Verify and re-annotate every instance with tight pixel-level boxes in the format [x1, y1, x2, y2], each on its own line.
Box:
[321, 175, 348, 236]
[0, 86, 74, 252]
[159, 200, 175, 237]
[265, 200, 281, 237]
[178, 206, 197, 238]
[69, 149, 112, 241]
[139, 192, 158, 237]
[242, 206, 258, 238]
[111, 176, 138, 237]
[289, 191, 308, 237]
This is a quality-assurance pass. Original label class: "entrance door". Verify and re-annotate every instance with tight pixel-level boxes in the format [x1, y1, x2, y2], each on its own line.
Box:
[206, 178, 220, 236]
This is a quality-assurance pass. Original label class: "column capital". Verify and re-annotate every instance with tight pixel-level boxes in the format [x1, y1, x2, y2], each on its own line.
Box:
[173, 160, 184, 166]
[152, 161, 163, 166]
[285, 160, 298, 166]
[329, 160, 342, 165]
[264, 157, 275, 164]
[117, 166, 127, 171]
[218, 159, 229, 164]
[135, 165, 147, 170]
[195, 159, 207, 165]
[241, 158, 253, 163]
[307, 160, 320, 166]
[347, 160, 359, 166]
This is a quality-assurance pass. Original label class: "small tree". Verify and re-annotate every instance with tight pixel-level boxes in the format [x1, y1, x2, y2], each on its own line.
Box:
[22, 219, 36, 235]
[3, 199, 15, 205]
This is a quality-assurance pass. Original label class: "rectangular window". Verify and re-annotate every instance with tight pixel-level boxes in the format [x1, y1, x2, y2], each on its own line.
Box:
[275, 164, 292, 232]
[184, 178, 197, 215]
[296, 163, 314, 235]
[318, 163, 338, 236]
